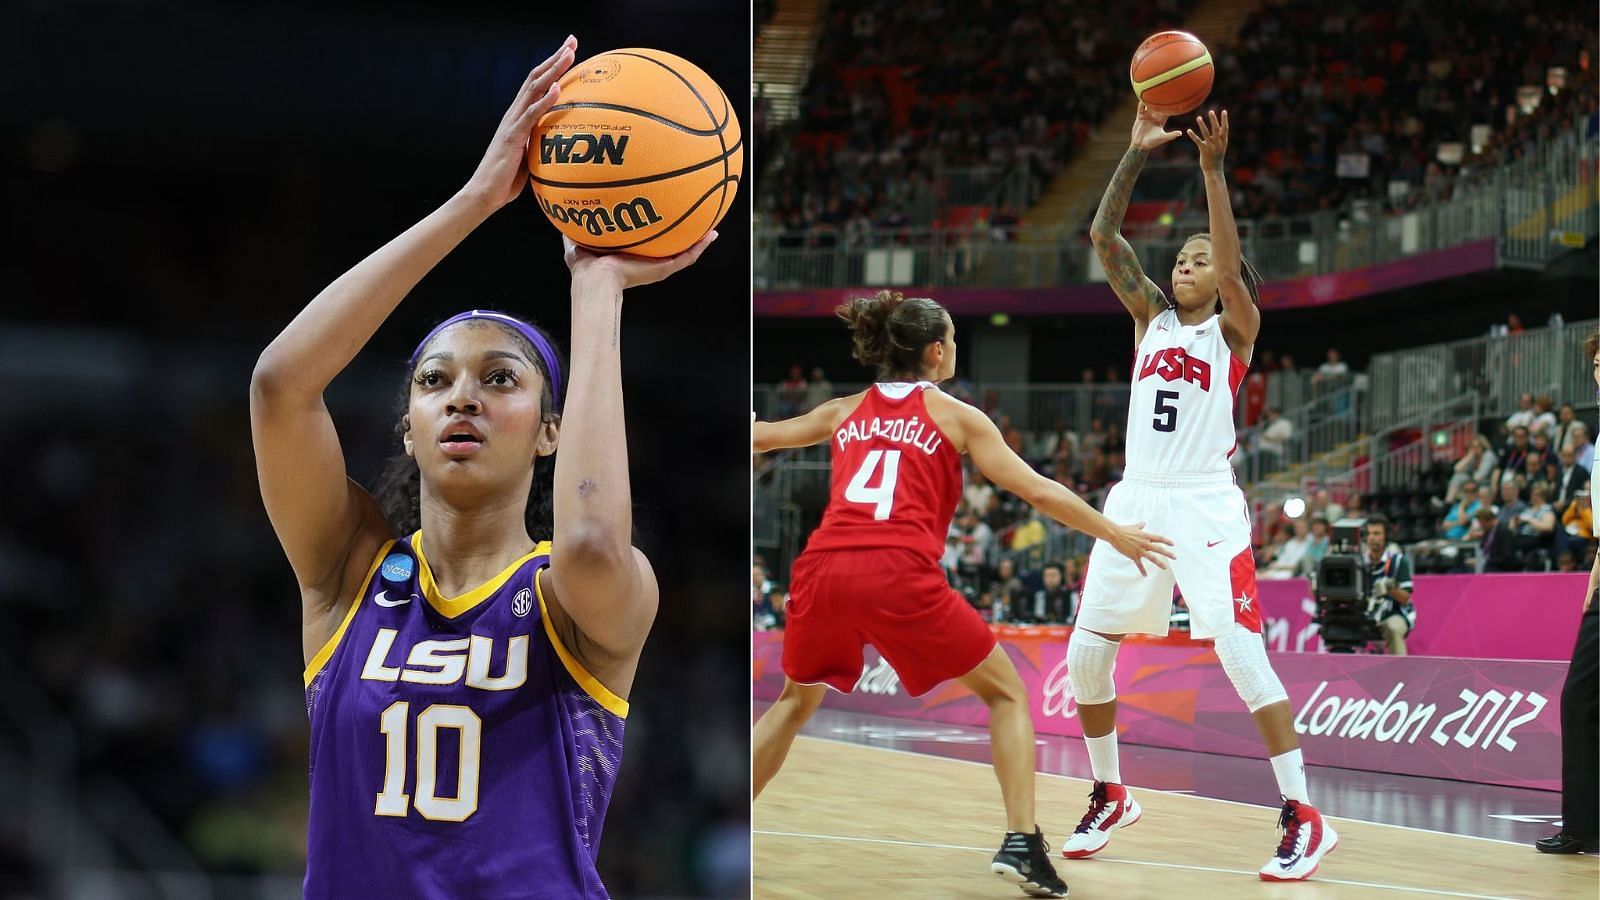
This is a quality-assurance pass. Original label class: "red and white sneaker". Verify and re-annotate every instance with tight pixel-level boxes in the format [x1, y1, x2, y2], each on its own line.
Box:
[1259, 799, 1338, 881]
[1060, 782, 1141, 859]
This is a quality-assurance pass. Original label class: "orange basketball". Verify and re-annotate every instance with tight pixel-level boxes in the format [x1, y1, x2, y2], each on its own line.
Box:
[527, 48, 742, 258]
[1130, 31, 1214, 117]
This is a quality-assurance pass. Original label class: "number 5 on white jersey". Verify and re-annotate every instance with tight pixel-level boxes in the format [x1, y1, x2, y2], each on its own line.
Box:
[844, 449, 902, 520]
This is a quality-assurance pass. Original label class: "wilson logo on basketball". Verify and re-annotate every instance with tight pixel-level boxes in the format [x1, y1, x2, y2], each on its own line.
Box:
[539, 133, 629, 166]
[536, 195, 664, 237]
[1137, 347, 1212, 390]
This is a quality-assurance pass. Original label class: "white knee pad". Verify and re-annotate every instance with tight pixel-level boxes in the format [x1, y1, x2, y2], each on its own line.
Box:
[1067, 628, 1119, 705]
[1213, 625, 1288, 713]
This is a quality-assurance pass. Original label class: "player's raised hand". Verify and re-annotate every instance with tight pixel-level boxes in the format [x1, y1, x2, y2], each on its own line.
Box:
[462, 36, 578, 214]
[1131, 102, 1184, 152]
[563, 231, 718, 290]
[1187, 108, 1229, 172]
[1107, 521, 1176, 576]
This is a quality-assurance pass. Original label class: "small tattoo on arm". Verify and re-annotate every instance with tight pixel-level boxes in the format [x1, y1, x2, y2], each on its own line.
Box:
[577, 477, 598, 498]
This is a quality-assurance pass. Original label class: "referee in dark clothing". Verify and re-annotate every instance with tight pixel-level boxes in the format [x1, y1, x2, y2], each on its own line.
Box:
[1538, 329, 1600, 855]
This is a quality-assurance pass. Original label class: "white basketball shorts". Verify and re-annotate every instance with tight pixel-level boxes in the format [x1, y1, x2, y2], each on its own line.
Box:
[1076, 470, 1262, 640]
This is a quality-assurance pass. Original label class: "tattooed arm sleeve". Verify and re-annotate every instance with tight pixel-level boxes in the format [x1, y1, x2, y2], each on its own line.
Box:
[1090, 147, 1166, 323]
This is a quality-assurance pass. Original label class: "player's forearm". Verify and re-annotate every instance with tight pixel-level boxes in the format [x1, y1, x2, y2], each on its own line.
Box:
[1091, 148, 1149, 245]
[752, 415, 829, 453]
[1027, 478, 1115, 543]
[554, 270, 633, 565]
[1201, 169, 1243, 276]
[254, 192, 490, 394]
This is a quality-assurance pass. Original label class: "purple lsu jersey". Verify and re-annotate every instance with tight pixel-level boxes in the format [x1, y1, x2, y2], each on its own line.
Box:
[304, 533, 626, 899]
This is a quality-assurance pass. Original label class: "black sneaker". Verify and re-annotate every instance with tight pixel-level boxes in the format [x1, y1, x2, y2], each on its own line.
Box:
[1535, 831, 1599, 854]
[991, 827, 1069, 897]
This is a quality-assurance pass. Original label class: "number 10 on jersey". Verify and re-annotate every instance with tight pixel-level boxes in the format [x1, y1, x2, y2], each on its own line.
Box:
[845, 449, 902, 520]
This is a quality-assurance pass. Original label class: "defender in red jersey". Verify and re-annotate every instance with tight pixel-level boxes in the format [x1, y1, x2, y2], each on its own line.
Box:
[752, 291, 1174, 898]
[1067, 106, 1336, 881]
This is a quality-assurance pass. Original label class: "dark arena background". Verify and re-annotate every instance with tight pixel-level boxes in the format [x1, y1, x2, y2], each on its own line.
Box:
[752, 0, 1600, 896]
[3, 2, 750, 897]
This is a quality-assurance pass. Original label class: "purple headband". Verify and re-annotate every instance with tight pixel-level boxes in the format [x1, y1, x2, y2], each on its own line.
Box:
[409, 310, 563, 408]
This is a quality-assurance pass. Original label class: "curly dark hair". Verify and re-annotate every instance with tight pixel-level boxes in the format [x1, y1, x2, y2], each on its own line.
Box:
[834, 290, 949, 380]
[372, 313, 566, 540]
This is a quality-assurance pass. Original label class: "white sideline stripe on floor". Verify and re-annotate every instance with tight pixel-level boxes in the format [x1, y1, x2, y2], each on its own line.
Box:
[754, 828, 1521, 900]
[801, 735, 1531, 847]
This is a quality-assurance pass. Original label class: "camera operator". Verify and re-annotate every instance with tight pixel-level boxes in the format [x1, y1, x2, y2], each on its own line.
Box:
[1363, 515, 1416, 656]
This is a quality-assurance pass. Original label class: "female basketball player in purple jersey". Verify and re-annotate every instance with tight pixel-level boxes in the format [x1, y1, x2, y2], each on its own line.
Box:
[249, 37, 713, 899]
[1062, 105, 1336, 882]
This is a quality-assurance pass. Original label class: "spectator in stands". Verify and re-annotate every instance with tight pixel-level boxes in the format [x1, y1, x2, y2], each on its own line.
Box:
[1263, 517, 1312, 579]
[1343, 491, 1365, 519]
[964, 469, 996, 517]
[1447, 435, 1498, 504]
[1027, 562, 1076, 625]
[1498, 426, 1532, 490]
[1515, 484, 1559, 567]
[1276, 355, 1303, 410]
[1466, 505, 1498, 551]
[1441, 482, 1483, 541]
[1484, 480, 1528, 572]
[1080, 447, 1112, 491]
[777, 365, 807, 417]
[1530, 430, 1557, 473]
[804, 367, 833, 410]
[1569, 422, 1595, 471]
[1506, 393, 1536, 435]
[1259, 525, 1291, 570]
[1258, 408, 1294, 462]
[1301, 516, 1331, 577]
[1010, 511, 1047, 552]
[1522, 452, 1551, 498]
[1064, 556, 1085, 593]
[1364, 515, 1415, 656]
[1529, 395, 1559, 439]
[1496, 479, 1527, 525]
[1311, 348, 1349, 389]
[1555, 448, 1591, 517]
[955, 509, 995, 585]
[1308, 488, 1343, 524]
[1558, 490, 1595, 565]
[1553, 404, 1581, 453]
[992, 557, 1026, 622]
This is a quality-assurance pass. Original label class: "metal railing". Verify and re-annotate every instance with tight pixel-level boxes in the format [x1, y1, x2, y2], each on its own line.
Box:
[1368, 318, 1599, 433]
[1246, 393, 1483, 514]
[755, 116, 1598, 290]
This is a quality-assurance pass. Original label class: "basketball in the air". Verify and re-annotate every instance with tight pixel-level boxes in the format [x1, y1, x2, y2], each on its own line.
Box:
[1130, 31, 1214, 117]
[527, 48, 742, 258]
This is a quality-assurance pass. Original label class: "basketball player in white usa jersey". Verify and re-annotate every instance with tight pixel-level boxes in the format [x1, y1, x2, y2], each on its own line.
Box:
[1061, 106, 1337, 882]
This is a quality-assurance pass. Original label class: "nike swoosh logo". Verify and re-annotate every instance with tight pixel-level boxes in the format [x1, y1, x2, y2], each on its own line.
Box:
[1206, 539, 1225, 547]
[374, 589, 412, 607]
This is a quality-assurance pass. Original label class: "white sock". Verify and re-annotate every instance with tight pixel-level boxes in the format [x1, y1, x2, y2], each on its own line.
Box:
[1270, 748, 1309, 803]
[1085, 732, 1121, 785]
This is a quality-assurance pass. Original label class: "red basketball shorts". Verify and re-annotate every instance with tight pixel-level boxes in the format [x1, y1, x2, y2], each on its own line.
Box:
[782, 548, 997, 697]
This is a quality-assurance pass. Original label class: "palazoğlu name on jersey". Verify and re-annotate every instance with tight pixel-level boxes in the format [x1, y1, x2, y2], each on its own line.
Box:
[834, 415, 943, 455]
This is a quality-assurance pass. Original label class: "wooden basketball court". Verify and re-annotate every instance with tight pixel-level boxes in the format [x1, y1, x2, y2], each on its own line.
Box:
[754, 737, 1599, 899]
